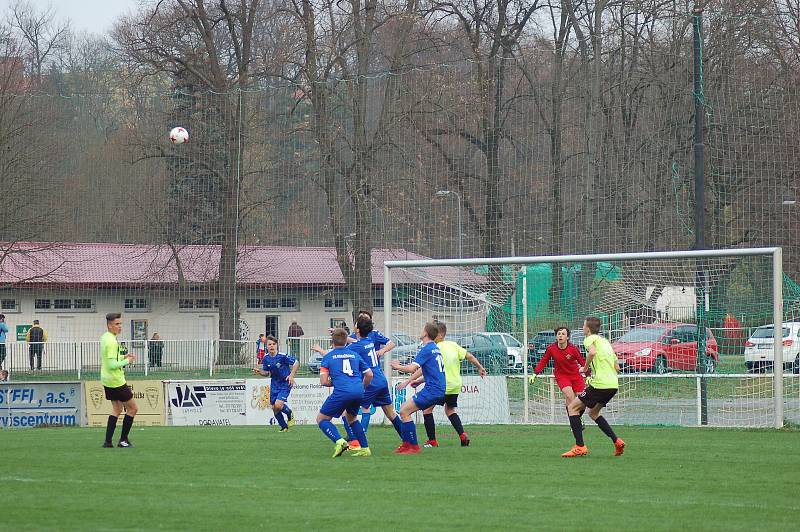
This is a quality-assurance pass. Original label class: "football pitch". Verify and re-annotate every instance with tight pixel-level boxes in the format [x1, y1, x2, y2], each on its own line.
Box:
[3, 425, 798, 531]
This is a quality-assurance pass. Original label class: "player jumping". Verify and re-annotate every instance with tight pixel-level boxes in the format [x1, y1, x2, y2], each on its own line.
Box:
[562, 316, 625, 458]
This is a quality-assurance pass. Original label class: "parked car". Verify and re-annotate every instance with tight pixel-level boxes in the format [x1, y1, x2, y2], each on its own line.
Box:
[307, 352, 323, 373]
[391, 332, 421, 365]
[612, 323, 718, 374]
[457, 333, 508, 374]
[481, 332, 525, 371]
[744, 322, 800, 373]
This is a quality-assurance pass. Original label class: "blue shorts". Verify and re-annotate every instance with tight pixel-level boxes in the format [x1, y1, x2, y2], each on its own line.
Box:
[270, 384, 291, 405]
[412, 390, 445, 410]
[320, 391, 363, 418]
[362, 385, 392, 409]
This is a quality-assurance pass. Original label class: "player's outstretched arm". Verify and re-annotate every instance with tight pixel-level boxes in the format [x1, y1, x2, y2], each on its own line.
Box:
[376, 340, 396, 357]
[398, 367, 423, 389]
[311, 344, 328, 355]
[466, 352, 486, 377]
[391, 360, 418, 374]
[252, 367, 269, 376]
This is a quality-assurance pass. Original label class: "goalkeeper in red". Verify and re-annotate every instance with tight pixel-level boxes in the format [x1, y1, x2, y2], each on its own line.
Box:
[562, 316, 625, 458]
[532, 326, 585, 410]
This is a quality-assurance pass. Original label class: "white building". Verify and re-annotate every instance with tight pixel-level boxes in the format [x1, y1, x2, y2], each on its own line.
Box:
[0, 242, 486, 344]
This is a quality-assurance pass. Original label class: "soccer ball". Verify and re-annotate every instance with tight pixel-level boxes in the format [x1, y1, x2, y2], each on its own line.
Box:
[169, 126, 189, 144]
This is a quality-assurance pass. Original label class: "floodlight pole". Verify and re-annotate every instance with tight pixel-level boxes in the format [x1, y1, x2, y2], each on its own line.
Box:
[692, 6, 709, 426]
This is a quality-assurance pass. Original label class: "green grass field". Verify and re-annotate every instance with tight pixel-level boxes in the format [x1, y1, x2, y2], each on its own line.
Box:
[2, 425, 798, 531]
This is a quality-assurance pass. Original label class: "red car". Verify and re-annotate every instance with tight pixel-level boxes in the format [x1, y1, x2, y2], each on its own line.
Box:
[612, 323, 719, 374]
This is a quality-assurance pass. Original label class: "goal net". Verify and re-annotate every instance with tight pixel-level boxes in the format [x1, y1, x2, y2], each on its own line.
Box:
[384, 248, 798, 428]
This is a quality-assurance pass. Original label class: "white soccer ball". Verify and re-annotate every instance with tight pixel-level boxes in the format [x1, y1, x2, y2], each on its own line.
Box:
[169, 126, 189, 144]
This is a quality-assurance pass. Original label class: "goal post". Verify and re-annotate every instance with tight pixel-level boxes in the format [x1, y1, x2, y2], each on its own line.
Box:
[383, 247, 787, 428]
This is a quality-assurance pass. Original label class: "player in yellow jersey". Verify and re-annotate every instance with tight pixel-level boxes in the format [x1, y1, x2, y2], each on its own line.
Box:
[100, 313, 138, 448]
[562, 316, 625, 457]
[403, 322, 486, 447]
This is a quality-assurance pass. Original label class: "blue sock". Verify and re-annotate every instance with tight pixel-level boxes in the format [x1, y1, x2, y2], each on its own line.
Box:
[390, 415, 403, 436]
[318, 419, 341, 443]
[360, 411, 372, 432]
[342, 416, 356, 440]
[281, 404, 292, 418]
[403, 420, 417, 445]
[274, 410, 287, 429]
[351, 421, 368, 448]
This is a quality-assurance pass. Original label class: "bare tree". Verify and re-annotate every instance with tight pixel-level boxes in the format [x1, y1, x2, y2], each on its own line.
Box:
[114, 0, 262, 356]
[8, 0, 71, 89]
[286, 0, 422, 318]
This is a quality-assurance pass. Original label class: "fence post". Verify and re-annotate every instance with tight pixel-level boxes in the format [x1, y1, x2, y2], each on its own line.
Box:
[696, 376, 702, 426]
[209, 340, 214, 377]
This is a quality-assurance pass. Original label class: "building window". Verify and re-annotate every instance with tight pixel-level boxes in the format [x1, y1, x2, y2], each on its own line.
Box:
[33, 297, 95, 312]
[324, 298, 345, 310]
[74, 299, 93, 310]
[280, 297, 297, 309]
[195, 299, 213, 309]
[262, 298, 278, 309]
[124, 298, 148, 311]
[179, 297, 219, 312]
[0, 299, 18, 312]
[246, 298, 261, 309]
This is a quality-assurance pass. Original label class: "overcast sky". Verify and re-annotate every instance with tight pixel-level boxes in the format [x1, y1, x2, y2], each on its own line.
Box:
[1, 0, 141, 35]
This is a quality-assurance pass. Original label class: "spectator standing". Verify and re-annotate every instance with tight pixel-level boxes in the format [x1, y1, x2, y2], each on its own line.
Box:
[0, 314, 8, 370]
[148, 333, 164, 367]
[25, 320, 47, 371]
[287, 319, 305, 357]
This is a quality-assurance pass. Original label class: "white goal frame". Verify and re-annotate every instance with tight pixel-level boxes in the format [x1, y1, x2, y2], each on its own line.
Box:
[383, 247, 785, 428]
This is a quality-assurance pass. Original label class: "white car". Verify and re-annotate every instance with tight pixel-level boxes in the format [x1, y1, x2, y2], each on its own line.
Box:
[744, 322, 800, 373]
[481, 332, 524, 371]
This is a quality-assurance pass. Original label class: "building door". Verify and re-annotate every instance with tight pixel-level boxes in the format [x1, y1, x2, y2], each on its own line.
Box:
[265, 316, 279, 339]
[55, 316, 74, 340]
[198, 316, 215, 340]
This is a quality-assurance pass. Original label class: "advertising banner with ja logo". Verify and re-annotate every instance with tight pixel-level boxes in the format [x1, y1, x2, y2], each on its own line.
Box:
[84, 380, 166, 426]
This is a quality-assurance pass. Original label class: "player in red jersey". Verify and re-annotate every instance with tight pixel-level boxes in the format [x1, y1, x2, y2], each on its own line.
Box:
[533, 326, 586, 410]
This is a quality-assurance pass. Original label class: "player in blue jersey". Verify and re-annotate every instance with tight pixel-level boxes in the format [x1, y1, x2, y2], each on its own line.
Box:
[349, 316, 404, 446]
[252, 335, 299, 432]
[390, 322, 446, 454]
[317, 328, 373, 457]
[348, 310, 396, 432]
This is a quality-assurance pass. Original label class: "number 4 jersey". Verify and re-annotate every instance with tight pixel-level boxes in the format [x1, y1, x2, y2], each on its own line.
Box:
[320, 347, 370, 394]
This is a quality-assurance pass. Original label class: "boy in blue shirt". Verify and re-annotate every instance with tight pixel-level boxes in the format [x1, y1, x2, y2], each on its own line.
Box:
[391, 322, 446, 454]
[0, 314, 8, 370]
[350, 317, 404, 442]
[317, 328, 373, 457]
[252, 335, 299, 432]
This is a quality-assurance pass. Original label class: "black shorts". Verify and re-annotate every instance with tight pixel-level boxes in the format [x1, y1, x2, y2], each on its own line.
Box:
[444, 394, 459, 408]
[578, 386, 617, 409]
[104, 384, 133, 402]
[0, 343, 5, 361]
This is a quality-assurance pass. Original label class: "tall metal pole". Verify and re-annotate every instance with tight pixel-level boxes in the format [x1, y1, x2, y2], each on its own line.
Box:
[456, 193, 463, 260]
[692, 6, 708, 425]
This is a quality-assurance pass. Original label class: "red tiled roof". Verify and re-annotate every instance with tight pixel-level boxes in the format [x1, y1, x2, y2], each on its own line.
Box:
[0, 242, 479, 287]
